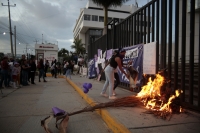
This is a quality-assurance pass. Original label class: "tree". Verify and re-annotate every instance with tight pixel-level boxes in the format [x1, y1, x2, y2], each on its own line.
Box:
[71, 38, 86, 55]
[0, 52, 4, 61]
[58, 48, 69, 57]
[92, 0, 129, 35]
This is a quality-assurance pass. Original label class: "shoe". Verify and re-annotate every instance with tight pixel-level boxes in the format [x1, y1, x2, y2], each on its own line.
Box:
[44, 80, 47, 82]
[113, 90, 116, 96]
[100, 92, 108, 97]
[13, 83, 19, 89]
[39, 80, 41, 82]
[31, 82, 36, 84]
[109, 96, 117, 100]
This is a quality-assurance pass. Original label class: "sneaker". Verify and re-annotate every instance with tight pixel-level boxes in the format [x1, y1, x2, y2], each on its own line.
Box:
[100, 92, 108, 97]
[109, 96, 117, 100]
[113, 90, 116, 96]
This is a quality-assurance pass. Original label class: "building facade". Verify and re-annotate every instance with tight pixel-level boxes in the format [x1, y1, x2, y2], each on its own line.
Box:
[73, 0, 139, 52]
[35, 44, 58, 64]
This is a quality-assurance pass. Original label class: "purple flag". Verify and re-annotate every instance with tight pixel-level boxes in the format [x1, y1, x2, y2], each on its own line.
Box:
[106, 49, 113, 60]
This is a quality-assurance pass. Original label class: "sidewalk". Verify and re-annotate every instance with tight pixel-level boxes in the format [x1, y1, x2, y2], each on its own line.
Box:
[62, 74, 200, 133]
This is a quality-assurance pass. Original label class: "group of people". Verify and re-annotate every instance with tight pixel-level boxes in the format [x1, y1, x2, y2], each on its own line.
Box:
[0, 55, 50, 89]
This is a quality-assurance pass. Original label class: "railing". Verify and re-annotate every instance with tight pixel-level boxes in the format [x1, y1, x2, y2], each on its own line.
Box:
[88, 0, 200, 111]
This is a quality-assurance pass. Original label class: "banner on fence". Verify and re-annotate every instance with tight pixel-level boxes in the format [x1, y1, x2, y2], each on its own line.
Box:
[117, 44, 143, 86]
[88, 58, 97, 79]
[143, 42, 156, 74]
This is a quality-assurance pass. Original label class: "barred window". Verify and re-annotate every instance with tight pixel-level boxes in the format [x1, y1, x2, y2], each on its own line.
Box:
[84, 14, 91, 21]
[99, 16, 104, 22]
[92, 15, 98, 21]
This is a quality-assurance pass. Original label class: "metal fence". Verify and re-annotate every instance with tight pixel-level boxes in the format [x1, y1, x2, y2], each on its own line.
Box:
[88, 0, 200, 111]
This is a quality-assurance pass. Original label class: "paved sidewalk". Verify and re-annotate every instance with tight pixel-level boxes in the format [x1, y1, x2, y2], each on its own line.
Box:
[0, 77, 112, 133]
[64, 74, 200, 133]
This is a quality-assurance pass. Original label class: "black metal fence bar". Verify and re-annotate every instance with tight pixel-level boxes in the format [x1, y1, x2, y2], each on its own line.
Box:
[156, 0, 159, 73]
[152, 2, 155, 42]
[137, 13, 139, 44]
[174, 0, 179, 91]
[189, 0, 195, 104]
[140, 9, 143, 43]
[144, 8, 146, 44]
[147, 5, 150, 43]
[181, 0, 186, 102]
[168, 0, 172, 88]
[199, 9, 200, 107]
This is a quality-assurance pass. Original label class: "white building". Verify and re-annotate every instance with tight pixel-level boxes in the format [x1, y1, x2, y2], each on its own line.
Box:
[73, 0, 139, 52]
[35, 44, 58, 64]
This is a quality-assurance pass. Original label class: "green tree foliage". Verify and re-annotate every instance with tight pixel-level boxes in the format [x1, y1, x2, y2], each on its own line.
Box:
[0, 52, 4, 61]
[71, 38, 86, 55]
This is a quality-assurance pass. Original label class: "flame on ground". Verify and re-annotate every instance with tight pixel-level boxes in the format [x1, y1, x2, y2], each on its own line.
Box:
[136, 74, 183, 113]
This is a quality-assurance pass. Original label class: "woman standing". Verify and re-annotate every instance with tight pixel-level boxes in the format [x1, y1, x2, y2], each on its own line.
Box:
[100, 49, 128, 100]
[21, 60, 30, 86]
[65, 60, 73, 79]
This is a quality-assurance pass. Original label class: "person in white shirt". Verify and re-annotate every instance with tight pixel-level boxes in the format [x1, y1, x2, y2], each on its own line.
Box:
[12, 62, 20, 88]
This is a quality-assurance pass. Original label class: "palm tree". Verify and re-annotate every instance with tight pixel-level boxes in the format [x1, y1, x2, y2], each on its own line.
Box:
[92, 0, 130, 35]
[58, 48, 69, 57]
[71, 38, 86, 55]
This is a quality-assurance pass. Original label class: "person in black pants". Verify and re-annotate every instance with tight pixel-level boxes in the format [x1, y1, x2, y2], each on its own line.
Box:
[44, 60, 49, 77]
[38, 59, 47, 82]
[30, 58, 36, 84]
[53, 59, 57, 78]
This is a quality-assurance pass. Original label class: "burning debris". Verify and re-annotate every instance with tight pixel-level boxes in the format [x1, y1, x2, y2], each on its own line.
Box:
[137, 73, 183, 120]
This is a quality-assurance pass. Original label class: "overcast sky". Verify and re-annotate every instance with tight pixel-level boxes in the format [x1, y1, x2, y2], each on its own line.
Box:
[0, 0, 149, 55]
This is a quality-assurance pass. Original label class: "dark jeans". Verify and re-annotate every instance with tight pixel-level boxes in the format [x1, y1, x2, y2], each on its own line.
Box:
[0, 70, 8, 87]
[30, 71, 35, 83]
[114, 72, 120, 90]
[44, 68, 48, 77]
[39, 69, 45, 81]
[54, 69, 57, 78]
[57, 69, 61, 75]
[22, 70, 28, 85]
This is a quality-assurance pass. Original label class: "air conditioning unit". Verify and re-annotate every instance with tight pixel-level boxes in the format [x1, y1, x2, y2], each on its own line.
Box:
[187, 0, 200, 12]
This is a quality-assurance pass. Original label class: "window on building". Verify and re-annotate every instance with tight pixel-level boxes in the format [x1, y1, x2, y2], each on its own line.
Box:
[84, 14, 91, 21]
[92, 15, 98, 21]
[99, 16, 104, 22]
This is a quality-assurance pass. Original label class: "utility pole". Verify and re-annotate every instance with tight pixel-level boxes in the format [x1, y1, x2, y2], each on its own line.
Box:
[34, 39, 39, 44]
[14, 25, 16, 58]
[1, 0, 16, 58]
[42, 34, 43, 44]
[26, 44, 28, 55]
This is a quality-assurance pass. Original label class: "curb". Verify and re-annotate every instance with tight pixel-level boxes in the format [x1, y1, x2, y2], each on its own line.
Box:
[65, 78, 131, 133]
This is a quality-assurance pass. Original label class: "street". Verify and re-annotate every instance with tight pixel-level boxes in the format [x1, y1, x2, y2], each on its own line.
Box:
[0, 77, 112, 133]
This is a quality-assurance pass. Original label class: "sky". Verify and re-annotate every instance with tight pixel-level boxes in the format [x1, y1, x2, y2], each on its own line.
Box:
[0, 0, 149, 55]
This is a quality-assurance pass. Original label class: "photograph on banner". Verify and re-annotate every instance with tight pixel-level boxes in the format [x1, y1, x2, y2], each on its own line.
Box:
[88, 58, 97, 79]
[96, 49, 113, 81]
[117, 44, 143, 87]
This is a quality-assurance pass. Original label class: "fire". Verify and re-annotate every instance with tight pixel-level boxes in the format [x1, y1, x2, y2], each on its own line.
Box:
[137, 74, 183, 113]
